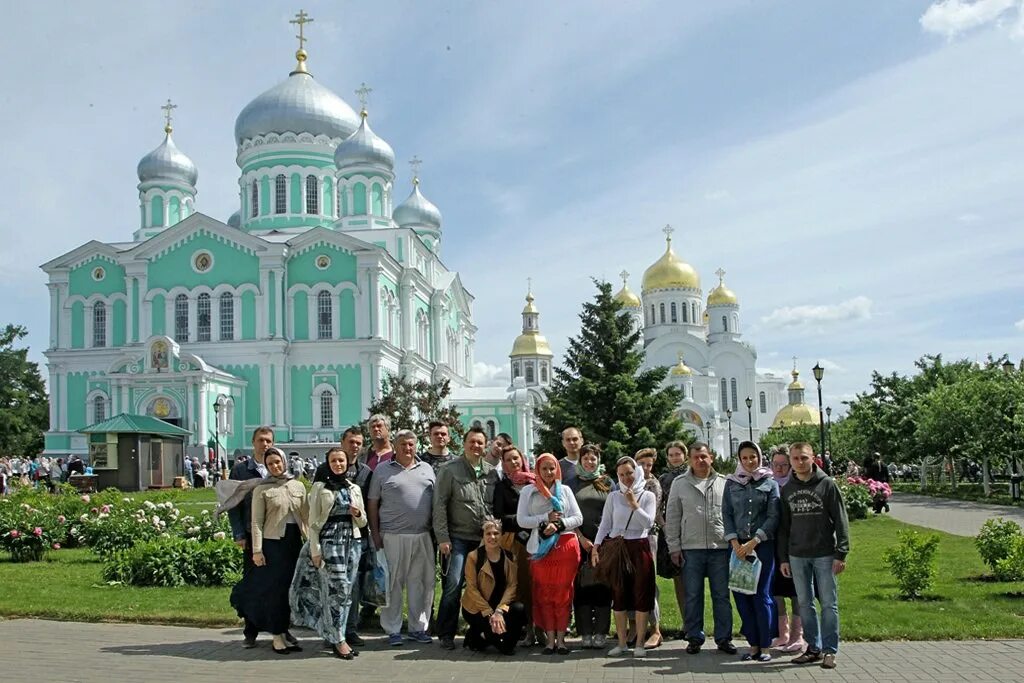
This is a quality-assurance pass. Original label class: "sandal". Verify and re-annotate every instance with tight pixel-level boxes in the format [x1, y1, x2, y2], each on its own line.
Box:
[792, 650, 822, 664]
[644, 634, 663, 649]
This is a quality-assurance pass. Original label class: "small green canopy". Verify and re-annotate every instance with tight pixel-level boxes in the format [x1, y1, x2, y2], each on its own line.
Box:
[79, 413, 191, 437]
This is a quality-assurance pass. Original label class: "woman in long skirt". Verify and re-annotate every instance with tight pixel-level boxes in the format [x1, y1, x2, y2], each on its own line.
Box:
[290, 447, 367, 660]
[516, 453, 582, 655]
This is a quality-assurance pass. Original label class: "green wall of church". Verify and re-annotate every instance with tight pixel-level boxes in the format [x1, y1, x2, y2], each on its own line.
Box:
[289, 365, 361, 427]
[223, 365, 261, 426]
[340, 291, 355, 338]
[293, 291, 308, 340]
[69, 258, 127, 298]
[288, 246, 357, 287]
[67, 372, 88, 429]
[112, 300, 126, 347]
[147, 231, 260, 291]
[241, 292, 256, 339]
[71, 302, 84, 348]
[151, 294, 166, 335]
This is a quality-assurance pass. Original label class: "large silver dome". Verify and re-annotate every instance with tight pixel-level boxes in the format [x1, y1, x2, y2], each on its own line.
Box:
[394, 182, 442, 229]
[137, 133, 198, 186]
[334, 113, 395, 172]
[227, 210, 241, 228]
[235, 72, 360, 144]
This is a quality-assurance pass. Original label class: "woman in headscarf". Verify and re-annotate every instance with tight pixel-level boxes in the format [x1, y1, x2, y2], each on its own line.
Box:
[569, 443, 614, 650]
[290, 447, 367, 660]
[722, 441, 780, 662]
[592, 456, 658, 658]
[516, 452, 582, 655]
[492, 445, 536, 647]
[227, 448, 308, 654]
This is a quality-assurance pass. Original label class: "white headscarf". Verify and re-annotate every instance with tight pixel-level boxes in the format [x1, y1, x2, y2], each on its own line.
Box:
[618, 457, 648, 498]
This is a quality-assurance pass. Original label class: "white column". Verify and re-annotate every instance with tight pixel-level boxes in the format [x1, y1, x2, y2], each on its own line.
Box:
[84, 303, 94, 348]
[125, 280, 134, 345]
[274, 268, 285, 340]
[366, 267, 380, 338]
[56, 366, 67, 431]
[258, 268, 271, 338]
[274, 360, 286, 430]
[48, 367, 58, 427]
[399, 280, 413, 351]
[188, 295, 197, 343]
[259, 356, 271, 425]
[48, 285, 59, 349]
[198, 381, 208, 448]
[307, 291, 317, 339]
[354, 284, 368, 337]
[120, 381, 130, 414]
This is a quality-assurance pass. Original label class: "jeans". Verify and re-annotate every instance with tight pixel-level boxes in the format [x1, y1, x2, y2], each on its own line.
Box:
[682, 548, 732, 645]
[732, 541, 776, 648]
[437, 536, 477, 639]
[789, 555, 839, 654]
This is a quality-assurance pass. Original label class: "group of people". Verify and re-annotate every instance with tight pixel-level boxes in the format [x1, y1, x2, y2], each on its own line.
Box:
[0, 454, 88, 494]
[219, 418, 849, 670]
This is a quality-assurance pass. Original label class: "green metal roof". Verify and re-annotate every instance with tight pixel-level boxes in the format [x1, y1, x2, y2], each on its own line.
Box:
[79, 413, 191, 437]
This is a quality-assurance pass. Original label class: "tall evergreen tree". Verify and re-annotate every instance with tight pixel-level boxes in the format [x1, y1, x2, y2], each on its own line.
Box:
[534, 280, 687, 467]
[0, 324, 48, 456]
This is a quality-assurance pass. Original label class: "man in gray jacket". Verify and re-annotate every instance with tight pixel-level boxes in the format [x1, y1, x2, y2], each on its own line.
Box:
[665, 442, 737, 655]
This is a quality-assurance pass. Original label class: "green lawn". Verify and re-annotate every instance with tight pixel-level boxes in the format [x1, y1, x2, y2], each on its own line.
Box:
[2, 516, 1022, 639]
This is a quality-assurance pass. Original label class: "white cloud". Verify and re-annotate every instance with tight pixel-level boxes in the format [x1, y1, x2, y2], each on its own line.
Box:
[473, 361, 510, 388]
[920, 0, 1020, 39]
[1015, 318, 1024, 331]
[818, 359, 847, 373]
[760, 297, 873, 329]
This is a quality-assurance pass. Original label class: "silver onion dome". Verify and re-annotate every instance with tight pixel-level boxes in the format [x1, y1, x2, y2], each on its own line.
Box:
[137, 132, 198, 186]
[394, 182, 442, 229]
[334, 112, 395, 172]
[235, 72, 360, 145]
[227, 210, 241, 228]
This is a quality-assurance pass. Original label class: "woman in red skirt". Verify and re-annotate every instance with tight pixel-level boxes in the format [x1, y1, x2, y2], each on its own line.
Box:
[592, 456, 657, 658]
[516, 453, 582, 655]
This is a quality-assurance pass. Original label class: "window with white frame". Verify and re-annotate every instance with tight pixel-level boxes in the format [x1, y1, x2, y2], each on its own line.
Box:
[720, 377, 728, 410]
[174, 294, 189, 341]
[486, 420, 497, 440]
[541, 363, 549, 383]
[525, 362, 535, 384]
[317, 290, 332, 339]
[197, 293, 211, 342]
[320, 391, 334, 427]
[219, 292, 234, 340]
[670, 302, 678, 323]
[759, 391, 767, 414]
[659, 302, 666, 324]
[93, 394, 106, 423]
[250, 180, 259, 217]
[275, 174, 287, 214]
[722, 315, 728, 332]
[305, 175, 319, 214]
[512, 361, 521, 378]
[682, 302, 689, 323]
[93, 301, 106, 347]
[730, 378, 738, 411]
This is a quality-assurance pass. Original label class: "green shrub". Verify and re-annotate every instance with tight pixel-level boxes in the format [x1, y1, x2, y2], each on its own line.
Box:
[838, 481, 872, 520]
[883, 530, 940, 599]
[994, 536, 1024, 582]
[975, 518, 1023, 571]
[103, 536, 243, 587]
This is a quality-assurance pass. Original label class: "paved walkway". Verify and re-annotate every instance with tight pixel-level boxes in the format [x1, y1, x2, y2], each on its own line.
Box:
[888, 492, 1024, 536]
[3, 618, 1023, 682]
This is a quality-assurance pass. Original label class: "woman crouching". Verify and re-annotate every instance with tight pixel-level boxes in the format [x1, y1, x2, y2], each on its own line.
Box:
[461, 517, 527, 655]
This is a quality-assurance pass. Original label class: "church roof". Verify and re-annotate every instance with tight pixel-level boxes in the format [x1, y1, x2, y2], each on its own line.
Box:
[79, 413, 192, 436]
[771, 403, 821, 429]
[642, 228, 700, 292]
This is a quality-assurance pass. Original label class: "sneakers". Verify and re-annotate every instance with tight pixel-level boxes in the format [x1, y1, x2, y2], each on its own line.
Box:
[593, 634, 608, 648]
[634, 645, 646, 658]
[792, 649, 822, 664]
[242, 636, 257, 649]
[406, 631, 433, 644]
[607, 645, 630, 657]
[581, 635, 594, 649]
[686, 640, 702, 655]
[440, 636, 456, 650]
[387, 633, 404, 647]
[821, 653, 837, 669]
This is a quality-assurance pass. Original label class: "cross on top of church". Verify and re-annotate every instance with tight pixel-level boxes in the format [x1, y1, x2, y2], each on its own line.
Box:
[663, 224, 674, 243]
[715, 267, 726, 284]
[409, 156, 422, 185]
[355, 82, 373, 114]
[161, 99, 177, 134]
[619, 269, 630, 286]
[290, 9, 314, 51]
[792, 356, 799, 372]
[527, 276, 533, 294]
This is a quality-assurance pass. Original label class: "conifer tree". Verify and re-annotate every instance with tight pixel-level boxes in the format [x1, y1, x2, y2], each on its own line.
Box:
[534, 281, 687, 467]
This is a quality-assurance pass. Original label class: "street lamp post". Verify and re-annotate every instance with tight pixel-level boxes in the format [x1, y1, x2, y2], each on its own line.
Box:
[212, 402, 225, 481]
[826, 406, 833, 454]
[812, 362, 826, 461]
[745, 396, 754, 442]
[705, 420, 713, 449]
[726, 409, 734, 458]
[1002, 359, 1021, 501]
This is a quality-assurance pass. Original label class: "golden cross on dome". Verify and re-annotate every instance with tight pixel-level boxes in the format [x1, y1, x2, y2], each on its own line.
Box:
[527, 276, 533, 295]
[161, 98, 177, 134]
[290, 9, 314, 50]
[662, 224, 674, 244]
[355, 82, 373, 114]
[678, 351, 685, 364]
[619, 269, 630, 286]
[715, 267, 726, 284]
[409, 156, 422, 185]
[792, 356, 799, 372]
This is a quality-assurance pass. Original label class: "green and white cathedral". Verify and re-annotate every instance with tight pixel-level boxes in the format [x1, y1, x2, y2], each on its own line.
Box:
[39, 24, 542, 463]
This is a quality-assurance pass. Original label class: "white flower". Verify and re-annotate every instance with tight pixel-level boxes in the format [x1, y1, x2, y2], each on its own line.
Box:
[200, 510, 209, 516]
[213, 531, 226, 541]
[204, 521, 211, 528]
[143, 501, 156, 510]
[122, 497, 131, 503]
[79, 514, 89, 522]
[97, 513, 109, 519]
[160, 532, 169, 538]
[152, 515, 160, 525]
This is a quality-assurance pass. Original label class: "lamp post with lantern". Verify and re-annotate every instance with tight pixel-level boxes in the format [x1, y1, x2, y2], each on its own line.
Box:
[826, 406, 833, 454]
[1002, 359, 1021, 501]
[705, 420, 713, 450]
[812, 362, 826, 461]
[745, 396, 754, 441]
[213, 401, 226, 480]
[726, 409, 734, 458]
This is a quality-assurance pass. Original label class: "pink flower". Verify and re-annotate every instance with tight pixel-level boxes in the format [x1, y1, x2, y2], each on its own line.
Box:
[9, 530, 19, 538]
[33, 527, 42, 536]
[57, 515, 66, 524]
[100, 505, 110, 514]
[52, 543, 61, 550]
[90, 507, 98, 514]
[81, 494, 90, 503]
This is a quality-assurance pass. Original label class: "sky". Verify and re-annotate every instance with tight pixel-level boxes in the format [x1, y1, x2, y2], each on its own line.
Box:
[1, 0, 1023, 415]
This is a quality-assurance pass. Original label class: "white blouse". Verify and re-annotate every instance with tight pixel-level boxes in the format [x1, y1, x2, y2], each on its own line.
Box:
[516, 483, 583, 553]
[594, 489, 656, 546]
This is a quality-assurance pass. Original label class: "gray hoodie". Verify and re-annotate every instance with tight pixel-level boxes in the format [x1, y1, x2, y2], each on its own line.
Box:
[665, 469, 728, 553]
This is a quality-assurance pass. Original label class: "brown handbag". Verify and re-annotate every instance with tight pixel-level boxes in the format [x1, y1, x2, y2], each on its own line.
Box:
[595, 507, 637, 585]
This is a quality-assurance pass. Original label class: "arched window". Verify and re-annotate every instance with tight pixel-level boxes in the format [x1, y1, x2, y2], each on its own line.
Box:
[305, 174, 319, 214]
[720, 378, 728, 410]
[525, 362, 535, 384]
[219, 292, 234, 340]
[659, 302, 666, 324]
[250, 180, 259, 217]
[317, 291, 332, 339]
[722, 315, 728, 332]
[319, 390, 334, 428]
[730, 378, 739, 411]
[174, 294, 189, 341]
[512, 361, 521, 378]
[541, 363, 549, 383]
[486, 420, 497, 440]
[93, 394, 106, 423]
[682, 302, 689, 323]
[670, 302, 678, 323]
[197, 293, 211, 342]
[759, 391, 767, 414]
[472, 420, 483, 430]
[692, 302, 697, 322]
[275, 174, 287, 214]
[92, 301, 106, 347]
[649, 305, 655, 325]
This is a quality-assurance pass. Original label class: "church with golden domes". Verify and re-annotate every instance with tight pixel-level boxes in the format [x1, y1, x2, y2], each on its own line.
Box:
[610, 225, 793, 454]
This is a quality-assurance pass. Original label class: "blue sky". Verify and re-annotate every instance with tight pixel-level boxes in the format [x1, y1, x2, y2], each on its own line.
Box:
[2, 0, 1022, 413]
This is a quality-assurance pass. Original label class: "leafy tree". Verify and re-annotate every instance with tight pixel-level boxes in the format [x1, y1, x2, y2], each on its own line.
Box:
[759, 423, 821, 454]
[366, 374, 465, 450]
[534, 280, 688, 468]
[0, 324, 48, 456]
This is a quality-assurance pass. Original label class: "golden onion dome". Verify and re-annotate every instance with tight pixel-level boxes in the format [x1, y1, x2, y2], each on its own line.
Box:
[787, 368, 804, 390]
[641, 227, 701, 292]
[670, 352, 693, 376]
[771, 403, 821, 429]
[707, 268, 738, 306]
[613, 271, 642, 308]
[522, 292, 538, 314]
[510, 332, 552, 357]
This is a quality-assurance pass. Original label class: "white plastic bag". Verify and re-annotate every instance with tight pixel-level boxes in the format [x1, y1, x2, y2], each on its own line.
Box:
[361, 548, 390, 608]
[728, 551, 762, 595]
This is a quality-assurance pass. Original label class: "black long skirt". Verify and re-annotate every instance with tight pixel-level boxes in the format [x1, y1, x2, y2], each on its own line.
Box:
[231, 524, 302, 634]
